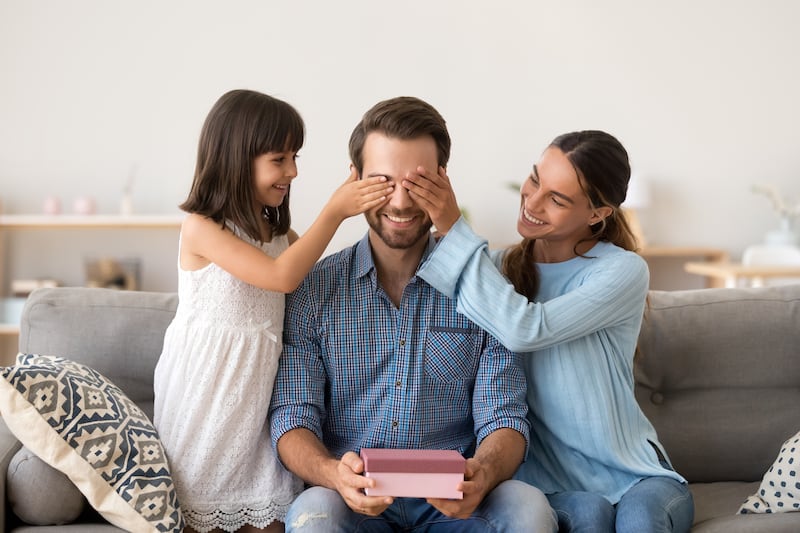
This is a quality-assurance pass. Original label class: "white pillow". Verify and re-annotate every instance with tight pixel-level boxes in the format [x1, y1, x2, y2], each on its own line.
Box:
[739, 430, 800, 514]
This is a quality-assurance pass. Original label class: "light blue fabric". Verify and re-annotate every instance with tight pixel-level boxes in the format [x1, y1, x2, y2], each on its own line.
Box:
[417, 218, 686, 504]
[285, 481, 557, 532]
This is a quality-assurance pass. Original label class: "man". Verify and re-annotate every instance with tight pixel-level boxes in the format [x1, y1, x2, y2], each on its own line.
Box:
[269, 96, 556, 532]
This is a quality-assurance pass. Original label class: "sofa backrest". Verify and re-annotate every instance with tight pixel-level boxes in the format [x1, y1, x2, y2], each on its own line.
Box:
[17, 287, 178, 419]
[635, 285, 800, 483]
[15, 285, 800, 484]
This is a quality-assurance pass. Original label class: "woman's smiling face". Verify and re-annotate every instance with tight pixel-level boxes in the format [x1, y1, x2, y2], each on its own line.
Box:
[517, 147, 606, 252]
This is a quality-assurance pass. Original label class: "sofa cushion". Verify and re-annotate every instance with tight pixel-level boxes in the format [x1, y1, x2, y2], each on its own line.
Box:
[0, 354, 183, 532]
[739, 429, 800, 514]
[7, 446, 87, 525]
[17, 287, 178, 421]
[635, 286, 800, 483]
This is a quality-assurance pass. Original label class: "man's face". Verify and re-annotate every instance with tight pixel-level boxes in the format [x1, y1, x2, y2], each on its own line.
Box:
[360, 132, 438, 249]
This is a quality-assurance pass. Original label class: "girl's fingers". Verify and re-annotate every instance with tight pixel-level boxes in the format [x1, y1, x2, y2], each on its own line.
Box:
[356, 177, 393, 200]
[362, 196, 388, 209]
[358, 175, 389, 190]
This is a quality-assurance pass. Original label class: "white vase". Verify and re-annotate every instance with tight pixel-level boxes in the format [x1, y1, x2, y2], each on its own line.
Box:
[765, 216, 798, 246]
[120, 193, 133, 216]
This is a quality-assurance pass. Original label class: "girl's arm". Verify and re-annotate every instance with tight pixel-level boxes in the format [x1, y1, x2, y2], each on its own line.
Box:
[417, 219, 649, 353]
[182, 172, 391, 293]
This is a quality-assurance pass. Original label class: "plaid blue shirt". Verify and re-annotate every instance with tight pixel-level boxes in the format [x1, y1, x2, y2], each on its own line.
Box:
[270, 233, 530, 459]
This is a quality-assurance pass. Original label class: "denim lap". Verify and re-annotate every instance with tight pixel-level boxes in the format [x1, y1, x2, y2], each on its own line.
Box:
[547, 477, 693, 533]
[285, 480, 556, 532]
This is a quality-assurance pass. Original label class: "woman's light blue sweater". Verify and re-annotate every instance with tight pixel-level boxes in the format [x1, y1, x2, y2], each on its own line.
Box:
[417, 218, 685, 503]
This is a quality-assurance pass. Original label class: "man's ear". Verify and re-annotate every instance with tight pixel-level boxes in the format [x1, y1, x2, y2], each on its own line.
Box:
[349, 162, 361, 180]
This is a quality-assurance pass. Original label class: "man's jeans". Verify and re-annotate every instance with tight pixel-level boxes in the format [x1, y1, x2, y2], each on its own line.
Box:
[284, 479, 557, 532]
[547, 476, 694, 533]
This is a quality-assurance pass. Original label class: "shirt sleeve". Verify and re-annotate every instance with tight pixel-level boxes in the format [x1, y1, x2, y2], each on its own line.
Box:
[472, 335, 530, 454]
[418, 219, 649, 353]
[269, 281, 327, 451]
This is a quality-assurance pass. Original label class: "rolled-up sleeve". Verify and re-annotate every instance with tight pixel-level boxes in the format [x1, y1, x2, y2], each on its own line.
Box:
[472, 334, 530, 455]
[269, 282, 327, 450]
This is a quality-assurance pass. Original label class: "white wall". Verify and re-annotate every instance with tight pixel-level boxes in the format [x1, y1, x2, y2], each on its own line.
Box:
[1, 0, 799, 292]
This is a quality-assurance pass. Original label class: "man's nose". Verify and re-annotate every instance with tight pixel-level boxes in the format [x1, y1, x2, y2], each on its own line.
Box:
[387, 181, 414, 209]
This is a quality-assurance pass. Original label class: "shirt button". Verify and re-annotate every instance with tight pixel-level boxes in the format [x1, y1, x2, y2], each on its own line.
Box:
[395, 380, 402, 387]
[399, 339, 406, 346]
[391, 420, 398, 428]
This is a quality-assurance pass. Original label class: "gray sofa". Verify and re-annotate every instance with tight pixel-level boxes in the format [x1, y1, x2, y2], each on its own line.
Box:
[0, 285, 798, 531]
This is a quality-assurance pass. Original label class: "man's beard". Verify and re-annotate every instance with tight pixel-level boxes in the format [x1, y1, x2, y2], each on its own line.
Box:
[366, 211, 433, 250]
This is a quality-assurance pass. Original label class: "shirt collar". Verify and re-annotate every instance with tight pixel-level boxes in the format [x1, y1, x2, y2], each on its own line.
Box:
[353, 232, 438, 282]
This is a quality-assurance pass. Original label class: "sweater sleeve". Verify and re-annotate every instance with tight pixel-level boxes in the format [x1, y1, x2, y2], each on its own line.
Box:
[421, 217, 485, 298]
[418, 222, 649, 353]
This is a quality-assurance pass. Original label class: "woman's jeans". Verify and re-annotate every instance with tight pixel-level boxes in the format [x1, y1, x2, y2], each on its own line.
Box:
[547, 476, 694, 533]
[284, 479, 557, 532]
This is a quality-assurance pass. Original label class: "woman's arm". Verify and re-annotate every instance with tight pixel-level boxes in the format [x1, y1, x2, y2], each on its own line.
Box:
[417, 219, 648, 353]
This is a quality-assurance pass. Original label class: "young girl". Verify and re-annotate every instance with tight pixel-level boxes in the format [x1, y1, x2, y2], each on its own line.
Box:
[153, 89, 391, 533]
[403, 130, 694, 533]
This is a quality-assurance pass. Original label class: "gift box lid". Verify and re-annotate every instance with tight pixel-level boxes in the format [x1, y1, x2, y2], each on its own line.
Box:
[360, 448, 465, 474]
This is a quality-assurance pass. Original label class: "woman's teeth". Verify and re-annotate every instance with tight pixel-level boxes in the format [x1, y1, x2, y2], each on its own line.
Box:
[523, 210, 545, 225]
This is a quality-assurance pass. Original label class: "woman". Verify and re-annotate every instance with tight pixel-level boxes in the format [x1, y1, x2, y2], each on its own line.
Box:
[403, 130, 693, 533]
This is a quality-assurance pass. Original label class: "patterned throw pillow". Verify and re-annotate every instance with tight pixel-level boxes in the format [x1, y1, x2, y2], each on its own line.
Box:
[739, 430, 800, 514]
[0, 354, 184, 532]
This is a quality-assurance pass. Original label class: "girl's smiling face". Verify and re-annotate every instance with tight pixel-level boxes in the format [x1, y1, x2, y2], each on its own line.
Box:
[252, 150, 298, 208]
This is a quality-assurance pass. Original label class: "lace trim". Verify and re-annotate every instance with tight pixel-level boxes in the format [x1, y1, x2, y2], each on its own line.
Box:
[184, 501, 291, 533]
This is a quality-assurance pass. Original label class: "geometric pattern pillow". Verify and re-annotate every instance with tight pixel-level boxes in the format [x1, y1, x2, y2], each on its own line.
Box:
[0, 354, 184, 532]
[739, 429, 800, 514]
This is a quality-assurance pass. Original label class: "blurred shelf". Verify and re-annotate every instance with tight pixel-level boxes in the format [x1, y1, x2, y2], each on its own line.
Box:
[685, 261, 800, 288]
[0, 214, 184, 228]
[639, 246, 728, 261]
[639, 246, 729, 289]
[0, 214, 183, 300]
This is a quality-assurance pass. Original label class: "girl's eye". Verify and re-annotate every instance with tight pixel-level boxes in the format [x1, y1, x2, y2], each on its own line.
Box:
[551, 196, 565, 207]
[274, 154, 298, 163]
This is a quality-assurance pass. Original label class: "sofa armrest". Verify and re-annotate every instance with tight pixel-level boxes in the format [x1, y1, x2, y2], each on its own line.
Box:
[0, 418, 23, 532]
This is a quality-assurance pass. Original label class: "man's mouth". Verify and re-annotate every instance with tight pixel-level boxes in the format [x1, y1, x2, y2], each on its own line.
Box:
[386, 214, 414, 223]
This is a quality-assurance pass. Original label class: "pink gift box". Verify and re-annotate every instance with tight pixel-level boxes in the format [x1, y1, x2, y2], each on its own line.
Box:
[360, 448, 465, 499]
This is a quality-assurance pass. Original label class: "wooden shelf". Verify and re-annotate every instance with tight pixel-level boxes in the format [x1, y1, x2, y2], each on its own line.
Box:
[639, 246, 728, 261]
[638, 246, 730, 289]
[0, 325, 19, 335]
[0, 215, 184, 336]
[0, 214, 184, 228]
[685, 261, 800, 288]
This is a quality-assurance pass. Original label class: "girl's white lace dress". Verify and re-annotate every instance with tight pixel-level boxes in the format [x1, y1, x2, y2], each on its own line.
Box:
[154, 224, 302, 532]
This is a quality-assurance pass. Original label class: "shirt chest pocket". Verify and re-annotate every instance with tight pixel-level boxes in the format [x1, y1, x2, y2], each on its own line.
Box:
[424, 326, 482, 383]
